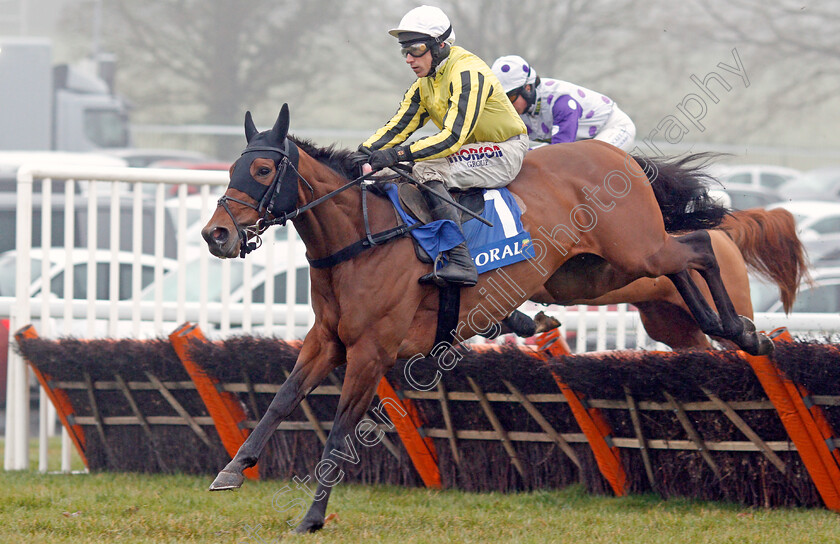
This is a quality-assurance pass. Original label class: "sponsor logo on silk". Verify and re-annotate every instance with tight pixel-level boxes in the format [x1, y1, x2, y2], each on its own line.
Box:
[471, 232, 534, 274]
[446, 145, 504, 167]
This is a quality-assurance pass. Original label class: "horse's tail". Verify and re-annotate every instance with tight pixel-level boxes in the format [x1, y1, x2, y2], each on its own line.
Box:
[719, 208, 812, 314]
[632, 153, 729, 232]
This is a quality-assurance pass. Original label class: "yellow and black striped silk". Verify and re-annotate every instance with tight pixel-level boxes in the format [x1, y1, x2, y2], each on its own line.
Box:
[363, 46, 526, 161]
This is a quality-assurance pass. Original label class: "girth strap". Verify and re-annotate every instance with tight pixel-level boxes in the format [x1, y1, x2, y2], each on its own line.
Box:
[307, 222, 421, 269]
[434, 285, 461, 347]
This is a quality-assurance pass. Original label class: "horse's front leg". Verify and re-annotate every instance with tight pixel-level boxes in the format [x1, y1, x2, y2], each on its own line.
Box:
[209, 328, 344, 491]
[294, 342, 392, 534]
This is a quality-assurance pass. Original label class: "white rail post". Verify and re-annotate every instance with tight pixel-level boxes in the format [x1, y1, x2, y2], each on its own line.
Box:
[285, 227, 298, 340]
[616, 304, 627, 349]
[575, 305, 587, 354]
[7, 166, 34, 470]
[38, 177, 53, 470]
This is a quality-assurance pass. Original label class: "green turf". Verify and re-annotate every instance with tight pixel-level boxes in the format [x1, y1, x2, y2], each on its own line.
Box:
[1, 438, 839, 543]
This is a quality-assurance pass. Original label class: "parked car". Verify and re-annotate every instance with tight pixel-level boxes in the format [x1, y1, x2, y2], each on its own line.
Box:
[0, 150, 128, 178]
[0, 248, 177, 300]
[149, 161, 232, 196]
[0, 248, 178, 385]
[0, 188, 178, 257]
[0, 150, 129, 201]
[767, 201, 840, 263]
[752, 267, 840, 314]
[708, 185, 783, 211]
[140, 253, 309, 306]
[779, 167, 840, 201]
[148, 159, 231, 171]
[0, 152, 180, 258]
[711, 164, 801, 190]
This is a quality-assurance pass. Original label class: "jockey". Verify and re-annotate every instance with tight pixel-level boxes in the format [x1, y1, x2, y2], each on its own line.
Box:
[358, 5, 528, 287]
[491, 55, 636, 152]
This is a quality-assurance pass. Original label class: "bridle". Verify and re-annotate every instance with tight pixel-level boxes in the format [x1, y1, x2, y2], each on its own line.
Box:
[217, 137, 492, 263]
[217, 137, 379, 259]
[217, 139, 313, 257]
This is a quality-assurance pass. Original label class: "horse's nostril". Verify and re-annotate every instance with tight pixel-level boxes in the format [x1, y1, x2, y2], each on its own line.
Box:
[212, 228, 229, 244]
[203, 225, 230, 246]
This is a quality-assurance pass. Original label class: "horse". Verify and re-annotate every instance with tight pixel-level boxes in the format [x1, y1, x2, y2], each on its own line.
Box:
[200, 105, 773, 533]
[549, 207, 808, 349]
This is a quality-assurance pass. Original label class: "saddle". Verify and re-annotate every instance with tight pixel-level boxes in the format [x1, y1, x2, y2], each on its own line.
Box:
[396, 182, 487, 225]
[369, 179, 538, 340]
[370, 180, 487, 264]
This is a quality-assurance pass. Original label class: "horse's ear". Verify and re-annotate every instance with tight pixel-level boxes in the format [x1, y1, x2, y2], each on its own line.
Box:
[244, 111, 258, 143]
[272, 103, 290, 142]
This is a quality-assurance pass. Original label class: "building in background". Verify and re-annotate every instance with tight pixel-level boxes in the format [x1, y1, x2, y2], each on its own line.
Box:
[0, 37, 131, 151]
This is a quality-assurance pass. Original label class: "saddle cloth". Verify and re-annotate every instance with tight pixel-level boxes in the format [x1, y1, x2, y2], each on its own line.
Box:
[380, 182, 535, 274]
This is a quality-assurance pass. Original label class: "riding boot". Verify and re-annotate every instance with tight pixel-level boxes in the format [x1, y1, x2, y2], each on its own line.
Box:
[478, 309, 537, 339]
[502, 310, 537, 337]
[418, 181, 478, 287]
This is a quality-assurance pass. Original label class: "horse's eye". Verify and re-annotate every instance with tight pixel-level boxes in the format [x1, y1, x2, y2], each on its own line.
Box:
[257, 167, 271, 177]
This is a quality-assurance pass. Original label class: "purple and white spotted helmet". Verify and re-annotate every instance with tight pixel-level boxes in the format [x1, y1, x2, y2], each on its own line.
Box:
[491, 55, 538, 108]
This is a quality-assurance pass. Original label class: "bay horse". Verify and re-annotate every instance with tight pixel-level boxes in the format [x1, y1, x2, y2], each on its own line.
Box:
[200, 105, 772, 533]
[555, 207, 808, 349]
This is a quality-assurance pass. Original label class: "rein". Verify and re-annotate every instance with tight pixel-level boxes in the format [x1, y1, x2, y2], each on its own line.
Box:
[307, 180, 422, 269]
[222, 139, 421, 264]
[260, 169, 379, 228]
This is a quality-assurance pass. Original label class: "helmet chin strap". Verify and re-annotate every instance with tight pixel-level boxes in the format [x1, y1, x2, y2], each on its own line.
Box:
[520, 71, 538, 111]
[427, 25, 452, 76]
[427, 43, 450, 77]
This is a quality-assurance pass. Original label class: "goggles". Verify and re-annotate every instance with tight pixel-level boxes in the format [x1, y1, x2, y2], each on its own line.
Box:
[506, 87, 523, 102]
[400, 41, 431, 58]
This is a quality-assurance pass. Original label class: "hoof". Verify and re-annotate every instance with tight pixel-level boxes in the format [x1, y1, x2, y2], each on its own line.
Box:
[739, 315, 756, 333]
[754, 333, 775, 356]
[534, 311, 561, 334]
[293, 517, 324, 534]
[737, 331, 775, 357]
[208, 470, 245, 491]
[734, 316, 774, 356]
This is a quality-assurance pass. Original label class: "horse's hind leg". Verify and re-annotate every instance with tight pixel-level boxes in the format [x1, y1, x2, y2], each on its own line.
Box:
[666, 230, 772, 355]
[666, 270, 727, 337]
[209, 330, 344, 491]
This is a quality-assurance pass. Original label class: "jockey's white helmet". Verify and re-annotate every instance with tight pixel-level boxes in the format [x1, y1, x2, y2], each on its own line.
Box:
[491, 55, 537, 93]
[389, 5, 455, 45]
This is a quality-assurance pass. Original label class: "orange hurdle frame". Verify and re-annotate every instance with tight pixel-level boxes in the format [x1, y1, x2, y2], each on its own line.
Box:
[169, 323, 259, 480]
[533, 326, 628, 496]
[171, 323, 442, 488]
[741, 328, 840, 511]
[14, 325, 88, 468]
[375, 378, 442, 488]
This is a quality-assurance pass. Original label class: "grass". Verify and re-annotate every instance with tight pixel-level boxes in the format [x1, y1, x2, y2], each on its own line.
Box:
[1, 438, 840, 543]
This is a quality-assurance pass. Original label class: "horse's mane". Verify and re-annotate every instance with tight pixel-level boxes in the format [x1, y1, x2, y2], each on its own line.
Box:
[288, 135, 358, 180]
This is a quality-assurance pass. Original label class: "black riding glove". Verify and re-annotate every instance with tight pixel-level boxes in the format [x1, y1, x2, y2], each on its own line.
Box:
[350, 145, 371, 165]
[368, 146, 411, 171]
[348, 145, 372, 177]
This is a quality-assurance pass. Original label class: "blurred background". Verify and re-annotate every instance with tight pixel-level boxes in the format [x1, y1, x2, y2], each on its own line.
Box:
[2, 0, 837, 167]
